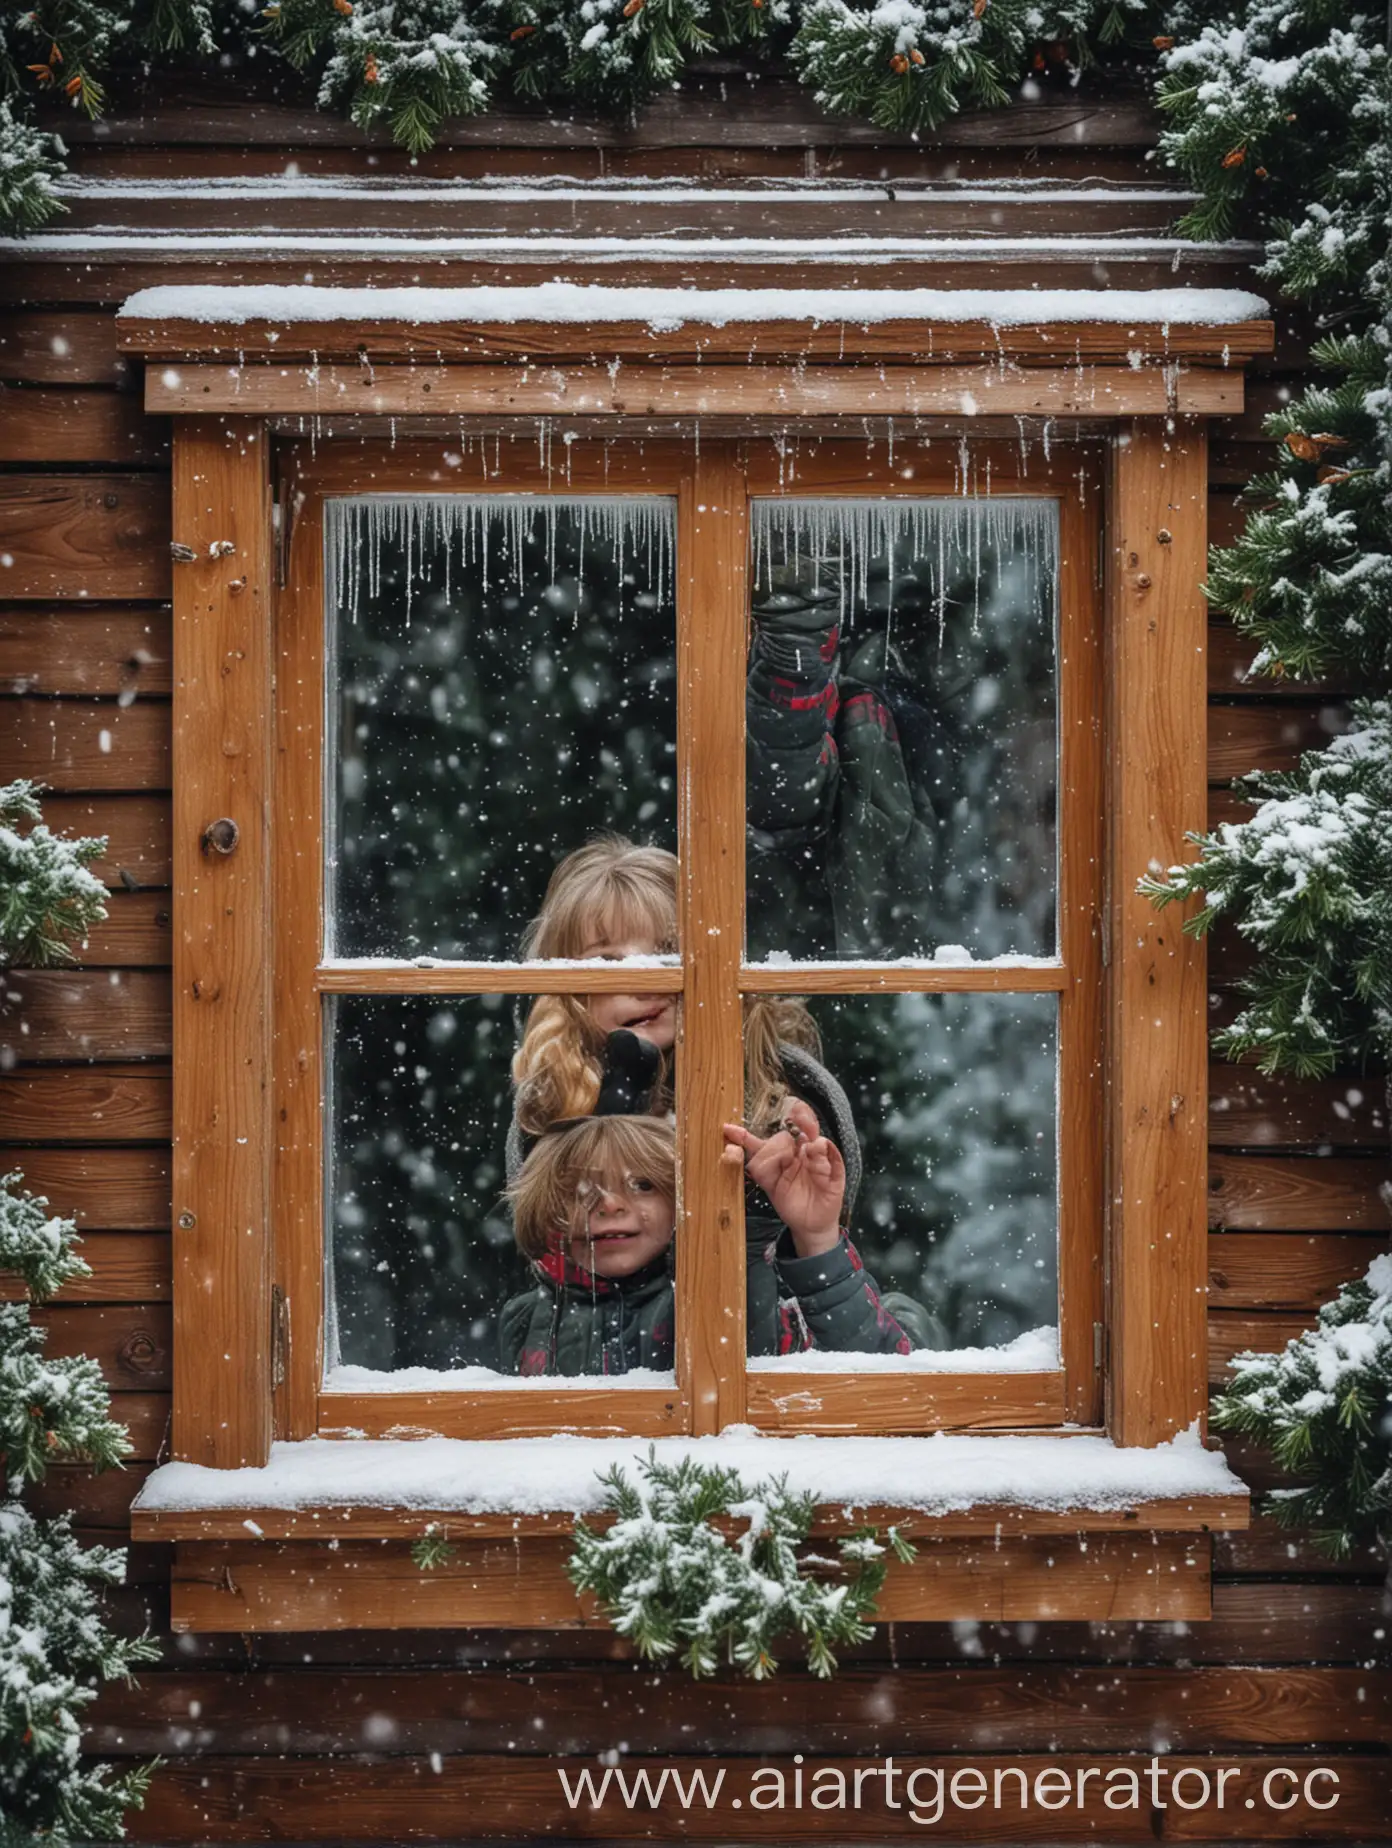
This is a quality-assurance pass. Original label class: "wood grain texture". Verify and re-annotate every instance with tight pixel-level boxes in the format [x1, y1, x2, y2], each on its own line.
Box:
[35, 1302, 172, 1388]
[1106, 422, 1209, 1447]
[125, 318, 1273, 368]
[1207, 701, 1347, 781]
[1208, 1067, 1388, 1149]
[0, 697, 170, 791]
[745, 1370, 1066, 1433]
[74, 890, 173, 967]
[740, 964, 1067, 993]
[144, 362, 1246, 421]
[678, 443, 748, 1436]
[1208, 1232, 1387, 1309]
[0, 605, 171, 695]
[0, 1062, 171, 1141]
[318, 1388, 682, 1440]
[38, 794, 171, 887]
[168, 1533, 1209, 1632]
[315, 962, 682, 995]
[0, 1231, 169, 1302]
[1, 1147, 170, 1228]
[1208, 1312, 1316, 1385]
[1207, 1154, 1390, 1231]
[0, 311, 130, 385]
[0, 389, 168, 464]
[0, 474, 170, 599]
[0, 968, 170, 1062]
[170, 418, 273, 1468]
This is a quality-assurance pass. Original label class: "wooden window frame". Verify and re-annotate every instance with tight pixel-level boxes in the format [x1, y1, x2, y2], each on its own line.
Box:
[274, 435, 1101, 1445]
[131, 318, 1264, 1624]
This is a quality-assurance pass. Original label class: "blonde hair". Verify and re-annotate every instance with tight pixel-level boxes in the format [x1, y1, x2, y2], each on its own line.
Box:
[512, 835, 823, 1138]
[508, 1115, 676, 1261]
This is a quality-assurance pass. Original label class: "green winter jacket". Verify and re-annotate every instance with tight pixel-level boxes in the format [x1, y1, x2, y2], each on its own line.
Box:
[498, 1230, 937, 1377]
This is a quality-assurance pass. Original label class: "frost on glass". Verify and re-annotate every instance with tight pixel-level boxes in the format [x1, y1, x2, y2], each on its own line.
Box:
[326, 495, 676, 959]
[756, 992, 1058, 1363]
[746, 498, 1058, 963]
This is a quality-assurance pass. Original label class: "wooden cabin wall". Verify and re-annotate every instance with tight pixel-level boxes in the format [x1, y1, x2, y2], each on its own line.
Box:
[1, 71, 1388, 1842]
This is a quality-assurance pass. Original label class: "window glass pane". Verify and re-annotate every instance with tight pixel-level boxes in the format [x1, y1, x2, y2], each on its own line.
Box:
[326, 993, 677, 1387]
[744, 991, 1058, 1371]
[746, 498, 1057, 963]
[327, 496, 677, 959]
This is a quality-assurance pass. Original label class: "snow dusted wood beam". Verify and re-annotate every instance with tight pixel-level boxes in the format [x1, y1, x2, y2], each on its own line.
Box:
[143, 361, 1245, 419]
[117, 313, 1275, 368]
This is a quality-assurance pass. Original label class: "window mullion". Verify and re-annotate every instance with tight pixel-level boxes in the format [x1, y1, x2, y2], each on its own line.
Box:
[676, 443, 749, 1436]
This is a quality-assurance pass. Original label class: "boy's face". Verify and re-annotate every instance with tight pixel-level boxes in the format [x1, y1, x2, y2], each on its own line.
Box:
[579, 916, 678, 1052]
[568, 1170, 674, 1280]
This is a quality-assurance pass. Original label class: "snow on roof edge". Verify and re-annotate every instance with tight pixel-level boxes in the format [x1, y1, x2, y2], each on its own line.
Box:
[134, 1424, 1244, 1519]
[117, 282, 1270, 332]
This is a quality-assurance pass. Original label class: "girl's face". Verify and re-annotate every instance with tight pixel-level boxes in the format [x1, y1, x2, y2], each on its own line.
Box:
[579, 915, 677, 1052]
[567, 1171, 674, 1279]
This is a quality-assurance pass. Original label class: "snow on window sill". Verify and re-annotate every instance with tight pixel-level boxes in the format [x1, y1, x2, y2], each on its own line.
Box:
[747, 1327, 1060, 1375]
[132, 1422, 1245, 1529]
[324, 1364, 676, 1394]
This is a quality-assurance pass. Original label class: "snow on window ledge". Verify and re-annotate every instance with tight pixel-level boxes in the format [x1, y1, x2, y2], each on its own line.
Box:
[117, 282, 1270, 333]
[133, 1422, 1243, 1520]
[324, 1364, 676, 1394]
[747, 1327, 1060, 1375]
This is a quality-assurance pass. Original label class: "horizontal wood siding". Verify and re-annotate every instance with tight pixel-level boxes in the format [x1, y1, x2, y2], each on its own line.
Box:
[0, 84, 1384, 1838]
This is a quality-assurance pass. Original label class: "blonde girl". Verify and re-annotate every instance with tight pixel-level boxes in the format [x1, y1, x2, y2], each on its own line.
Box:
[510, 835, 823, 1143]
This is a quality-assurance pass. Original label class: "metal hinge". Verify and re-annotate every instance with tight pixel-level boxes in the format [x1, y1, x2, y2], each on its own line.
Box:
[1093, 1319, 1107, 1372]
[271, 1285, 289, 1391]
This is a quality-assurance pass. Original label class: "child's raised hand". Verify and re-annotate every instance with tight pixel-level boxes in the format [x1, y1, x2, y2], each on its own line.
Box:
[722, 1097, 845, 1258]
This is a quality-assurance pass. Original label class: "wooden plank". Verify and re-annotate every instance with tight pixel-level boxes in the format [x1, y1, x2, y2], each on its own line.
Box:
[679, 443, 747, 1436]
[124, 317, 1270, 369]
[741, 964, 1067, 993]
[0, 1231, 169, 1302]
[1209, 1312, 1315, 1385]
[74, 890, 172, 967]
[0, 474, 171, 599]
[34, 1302, 171, 1389]
[1208, 1067, 1387, 1149]
[0, 697, 170, 791]
[171, 417, 274, 1469]
[0, 604, 172, 695]
[745, 1370, 1066, 1433]
[88, 1664, 1392, 1757]
[1216, 1515, 1388, 1577]
[318, 1390, 682, 1441]
[0, 311, 130, 386]
[1208, 1232, 1385, 1309]
[0, 1147, 169, 1228]
[0, 1062, 171, 1142]
[1208, 1154, 1390, 1231]
[168, 1533, 1209, 1632]
[0, 389, 168, 465]
[144, 361, 1245, 421]
[0, 968, 171, 1062]
[315, 962, 682, 995]
[132, 1495, 1248, 1544]
[1106, 421, 1209, 1447]
[37, 794, 171, 887]
[26, 1459, 152, 1529]
[1208, 702, 1347, 782]
[134, 1752, 1392, 1841]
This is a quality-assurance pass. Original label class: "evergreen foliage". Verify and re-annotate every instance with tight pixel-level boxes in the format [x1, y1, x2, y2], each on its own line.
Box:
[1143, 702, 1392, 1077]
[0, 789, 156, 1848]
[568, 1449, 915, 1678]
[0, 0, 1161, 231]
[1210, 1253, 1392, 1560]
[0, 781, 108, 971]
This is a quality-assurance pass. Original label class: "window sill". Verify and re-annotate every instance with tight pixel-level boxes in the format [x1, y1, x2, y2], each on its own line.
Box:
[132, 1430, 1247, 1632]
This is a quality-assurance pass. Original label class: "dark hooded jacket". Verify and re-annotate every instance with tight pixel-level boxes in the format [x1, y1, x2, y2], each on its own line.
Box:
[502, 1035, 938, 1371]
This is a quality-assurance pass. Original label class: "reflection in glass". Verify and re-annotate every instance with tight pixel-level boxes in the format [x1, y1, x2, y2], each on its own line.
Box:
[326, 994, 677, 1386]
[327, 496, 677, 959]
[753, 991, 1059, 1363]
[746, 498, 1058, 963]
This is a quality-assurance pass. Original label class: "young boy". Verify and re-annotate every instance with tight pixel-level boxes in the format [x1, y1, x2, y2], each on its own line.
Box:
[500, 1103, 930, 1376]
